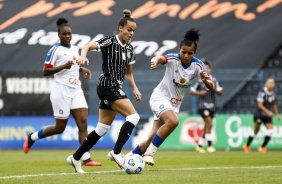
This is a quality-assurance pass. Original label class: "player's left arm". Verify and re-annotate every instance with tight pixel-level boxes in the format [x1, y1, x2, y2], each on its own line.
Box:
[79, 66, 92, 79]
[125, 64, 142, 102]
[150, 56, 167, 70]
[272, 98, 281, 121]
[214, 80, 223, 95]
[200, 70, 214, 90]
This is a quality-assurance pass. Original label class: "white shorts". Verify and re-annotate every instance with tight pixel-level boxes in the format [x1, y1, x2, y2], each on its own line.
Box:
[50, 82, 88, 119]
[149, 93, 180, 121]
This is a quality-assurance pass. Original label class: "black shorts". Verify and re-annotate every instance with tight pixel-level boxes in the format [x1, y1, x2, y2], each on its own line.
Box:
[97, 86, 128, 110]
[254, 115, 272, 124]
[198, 109, 215, 118]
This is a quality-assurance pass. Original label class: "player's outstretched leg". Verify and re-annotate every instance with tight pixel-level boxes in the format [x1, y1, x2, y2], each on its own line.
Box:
[66, 155, 85, 173]
[23, 133, 34, 154]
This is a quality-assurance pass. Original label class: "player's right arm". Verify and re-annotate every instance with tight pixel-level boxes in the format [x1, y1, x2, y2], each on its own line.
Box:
[150, 56, 166, 70]
[43, 61, 73, 76]
[77, 42, 99, 65]
[43, 46, 74, 76]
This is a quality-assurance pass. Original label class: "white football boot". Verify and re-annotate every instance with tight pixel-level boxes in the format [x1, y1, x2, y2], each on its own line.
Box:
[66, 155, 85, 173]
[143, 154, 155, 166]
[107, 150, 124, 169]
[207, 146, 216, 153]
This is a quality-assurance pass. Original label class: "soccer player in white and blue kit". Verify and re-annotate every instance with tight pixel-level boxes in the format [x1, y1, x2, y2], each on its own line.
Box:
[23, 18, 101, 167]
[132, 29, 214, 166]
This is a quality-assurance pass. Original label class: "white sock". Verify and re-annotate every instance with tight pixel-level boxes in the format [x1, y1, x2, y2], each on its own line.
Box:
[198, 137, 205, 146]
[31, 131, 39, 141]
[82, 151, 90, 161]
[145, 143, 158, 156]
[205, 133, 213, 141]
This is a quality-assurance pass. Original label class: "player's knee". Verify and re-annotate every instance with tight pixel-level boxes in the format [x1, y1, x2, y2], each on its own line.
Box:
[77, 120, 88, 131]
[265, 128, 274, 136]
[95, 122, 110, 137]
[126, 114, 140, 126]
[168, 119, 179, 128]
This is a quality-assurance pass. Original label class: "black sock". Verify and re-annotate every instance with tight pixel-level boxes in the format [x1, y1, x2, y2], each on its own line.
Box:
[113, 121, 135, 154]
[73, 130, 101, 160]
[262, 136, 271, 147]
[246, 136, 254, 146]
[208, 141, 212, 147]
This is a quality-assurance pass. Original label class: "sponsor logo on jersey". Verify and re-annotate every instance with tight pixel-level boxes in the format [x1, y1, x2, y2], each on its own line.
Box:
[172, 79, 190, 88]
[100, 39, 112, 47]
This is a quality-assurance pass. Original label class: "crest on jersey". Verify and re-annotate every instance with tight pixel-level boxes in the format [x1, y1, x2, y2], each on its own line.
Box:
[127, 50, 131, 58]
[159, 104, 164, 109]
[180, 78, 186, 84]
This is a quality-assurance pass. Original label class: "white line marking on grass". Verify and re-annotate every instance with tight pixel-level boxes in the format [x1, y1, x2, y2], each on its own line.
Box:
[0, 170, 123, 179]
[1, 166, 282, 179]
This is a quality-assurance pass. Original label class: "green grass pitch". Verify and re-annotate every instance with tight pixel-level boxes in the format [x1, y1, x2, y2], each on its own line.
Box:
[0, 150, 282, 184]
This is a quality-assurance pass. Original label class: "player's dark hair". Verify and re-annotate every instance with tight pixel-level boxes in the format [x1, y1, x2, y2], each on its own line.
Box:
[201, 58, 211, 68]
[180, 28, 200, 52]
[118, 9, 135, 27]
[56, 18, 70, 33]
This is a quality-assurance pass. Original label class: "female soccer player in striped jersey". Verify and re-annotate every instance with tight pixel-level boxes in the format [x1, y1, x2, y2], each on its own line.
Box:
[190, 59, 223, 153]
[23, 18, 101, 166]
[132, 29, 214, 166]
[244, 78, 280, 153]
[67, 10, 142, 173]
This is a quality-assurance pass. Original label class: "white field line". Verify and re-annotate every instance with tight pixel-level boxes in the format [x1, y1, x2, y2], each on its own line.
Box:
[1, 166, 282, 179]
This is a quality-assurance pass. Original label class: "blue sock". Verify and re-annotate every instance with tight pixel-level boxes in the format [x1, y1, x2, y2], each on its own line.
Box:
[132, 145, 144, 156]
[38, 129, 45, 139]
[152, 134, 164, 147]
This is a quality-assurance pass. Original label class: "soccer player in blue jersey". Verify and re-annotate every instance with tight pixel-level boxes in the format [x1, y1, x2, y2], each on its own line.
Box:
[132, 29, 214, 166]
[23, 18, 101, 167]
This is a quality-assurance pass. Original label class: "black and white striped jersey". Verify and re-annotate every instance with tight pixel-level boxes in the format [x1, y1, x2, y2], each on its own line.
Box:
[95, 35, 135, 87]
[254, 87, 276, 117]
[190, 75, 222, 111]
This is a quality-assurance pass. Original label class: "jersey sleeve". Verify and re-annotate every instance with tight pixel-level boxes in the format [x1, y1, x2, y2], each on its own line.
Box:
[95, 36, 113, 51]
[215, 78, 223, 91]
[163, 53, 180, 65]
[190, 79, 200, 92]
[257, 90, 265, 102]
[129, 54, 136, 65]
[44, 45, 58, 67]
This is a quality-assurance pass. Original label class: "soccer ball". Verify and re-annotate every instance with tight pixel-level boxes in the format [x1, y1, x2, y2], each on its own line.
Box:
[123, 153, 145, 174]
